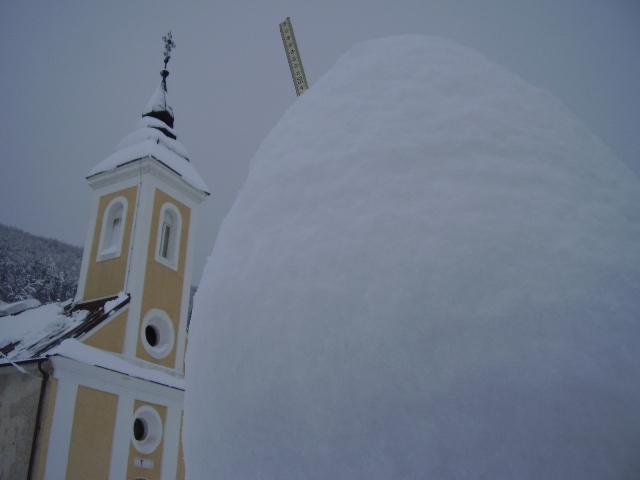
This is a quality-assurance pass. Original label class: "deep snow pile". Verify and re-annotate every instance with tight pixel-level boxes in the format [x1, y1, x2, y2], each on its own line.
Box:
[184, 35, 640, 479]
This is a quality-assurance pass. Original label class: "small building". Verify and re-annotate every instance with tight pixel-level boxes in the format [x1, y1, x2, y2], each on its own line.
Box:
[0, 45, 208, 480]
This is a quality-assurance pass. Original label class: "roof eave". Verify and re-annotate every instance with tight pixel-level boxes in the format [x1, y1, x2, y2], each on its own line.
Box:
[87, 156, 209, 203]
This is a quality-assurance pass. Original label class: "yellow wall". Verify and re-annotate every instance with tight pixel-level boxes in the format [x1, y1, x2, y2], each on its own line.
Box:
[32, 377, 58, 480]
[65, 386, 118, 480]
[127, 400, 167, 480]
[137, 188, 191, 368]
[83, 186, 138, 301]
[83, 309, 128, 354]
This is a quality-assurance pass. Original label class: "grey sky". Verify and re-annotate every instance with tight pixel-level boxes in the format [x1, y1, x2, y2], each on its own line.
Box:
[1, 1, 638, 284]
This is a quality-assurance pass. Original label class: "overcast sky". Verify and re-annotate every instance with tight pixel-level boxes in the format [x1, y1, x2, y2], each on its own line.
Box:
[1, 1, 638, 285]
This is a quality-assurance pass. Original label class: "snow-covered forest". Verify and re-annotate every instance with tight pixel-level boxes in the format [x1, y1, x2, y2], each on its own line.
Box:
[0, 223, 82, 304]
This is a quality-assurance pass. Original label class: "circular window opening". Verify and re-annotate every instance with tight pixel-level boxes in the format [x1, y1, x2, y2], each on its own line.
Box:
[145, 325, 159, 347]
[133, 417, 147, 441]
[131, 406, 162, 454]
[141, 309, 175, 360]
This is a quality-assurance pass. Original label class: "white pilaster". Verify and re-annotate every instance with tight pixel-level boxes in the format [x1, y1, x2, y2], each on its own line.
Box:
[43, 376, 78, 480]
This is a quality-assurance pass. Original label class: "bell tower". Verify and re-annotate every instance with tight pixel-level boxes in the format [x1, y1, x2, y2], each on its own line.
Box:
[75, 32, 209, 374]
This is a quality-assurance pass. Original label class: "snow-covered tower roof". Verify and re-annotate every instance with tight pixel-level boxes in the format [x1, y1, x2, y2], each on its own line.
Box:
[87, 58, 209, 195]
[143, 69, 175, 130]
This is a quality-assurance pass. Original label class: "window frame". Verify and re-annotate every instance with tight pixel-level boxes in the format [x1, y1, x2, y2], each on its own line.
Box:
[131, 405, 163, 454]
[154, 202, 182, 270]
[96, 196, 128, 262]
[141, 308, 175, 360]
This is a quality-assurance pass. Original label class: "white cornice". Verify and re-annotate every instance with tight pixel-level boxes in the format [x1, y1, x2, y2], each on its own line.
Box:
[47, 355, 184, 399]
[87, 156, 209, 204]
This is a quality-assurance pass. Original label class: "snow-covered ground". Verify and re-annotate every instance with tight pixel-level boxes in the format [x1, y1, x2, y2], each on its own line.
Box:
[184, 35, 640, 479]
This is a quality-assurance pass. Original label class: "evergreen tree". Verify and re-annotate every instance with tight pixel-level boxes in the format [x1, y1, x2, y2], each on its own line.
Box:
[0, 224, 82, 304]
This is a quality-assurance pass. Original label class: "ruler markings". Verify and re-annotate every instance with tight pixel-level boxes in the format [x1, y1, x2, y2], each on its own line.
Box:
[279, 17, 308, 96]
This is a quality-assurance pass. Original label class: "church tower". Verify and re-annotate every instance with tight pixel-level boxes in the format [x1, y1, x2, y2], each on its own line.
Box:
[0, 34, 205, 480]
[75, 34, 209, 374]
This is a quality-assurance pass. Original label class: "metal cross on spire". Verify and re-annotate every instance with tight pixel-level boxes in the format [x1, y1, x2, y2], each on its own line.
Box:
[162, 31, 176, 69]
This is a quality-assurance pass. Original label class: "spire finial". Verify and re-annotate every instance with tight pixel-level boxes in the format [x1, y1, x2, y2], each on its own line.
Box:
[144, 32, 176, 128]
[162, 31, 176, 70]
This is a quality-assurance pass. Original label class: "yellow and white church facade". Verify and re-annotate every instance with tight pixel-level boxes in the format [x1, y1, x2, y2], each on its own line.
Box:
[0, 43, 208, 480]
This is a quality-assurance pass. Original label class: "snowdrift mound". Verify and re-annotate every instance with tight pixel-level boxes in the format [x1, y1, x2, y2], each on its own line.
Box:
[185, 35, 640, 479]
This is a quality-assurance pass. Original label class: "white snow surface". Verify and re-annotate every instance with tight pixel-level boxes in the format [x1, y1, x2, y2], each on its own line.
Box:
[51, 339, 184, 389]
[135, 115, 177, 137]
[144, 79, 174, 117]
[0, 302, 87, 362]
[0, 298, 41, 317]
[0, 293, 126, 363]
[102, 291, 128, 313]
[184, 35, 640, 479]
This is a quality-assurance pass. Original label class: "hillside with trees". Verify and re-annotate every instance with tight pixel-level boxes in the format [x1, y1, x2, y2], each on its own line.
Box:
[0, 223, 82, 304]
[0, 223, 199, 315]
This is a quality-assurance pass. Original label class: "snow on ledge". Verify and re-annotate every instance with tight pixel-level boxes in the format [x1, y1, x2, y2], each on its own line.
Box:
[0, 298, 42, 317]
[50, 339, 184, 390]
[88, 140, 209, 194]
[103, 291, 129, 315]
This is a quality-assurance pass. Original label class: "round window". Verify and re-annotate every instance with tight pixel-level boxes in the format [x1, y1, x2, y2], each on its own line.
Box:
[145, 325, 159, 347]
[133, 417, 147, 441]
[141, 309, 175, 359]
[131, 406, 163, 454]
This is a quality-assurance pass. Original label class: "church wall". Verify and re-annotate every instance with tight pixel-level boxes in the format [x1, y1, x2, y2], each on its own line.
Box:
[0, 363, 43, 480]
[137, 187, 191, 369]
[83, 186, 138, 301]
[32, 376, 58, 480]
[127, 399, 168, 480]
[83, 308, 129, 354]
[40, 356, 184, 479]
[65, 385, 118, 479]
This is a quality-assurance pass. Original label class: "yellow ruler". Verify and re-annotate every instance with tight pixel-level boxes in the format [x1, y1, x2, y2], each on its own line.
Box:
[279, 17, 309, 96]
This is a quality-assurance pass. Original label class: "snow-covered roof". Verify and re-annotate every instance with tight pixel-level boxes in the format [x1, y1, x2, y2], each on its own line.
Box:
[88, 75, 209, 195]
[144, 78, 174, 120]
[51, 339, 184, 389]
[0, 293, 129, 363]
[0, 298, 41, 317]
[0, 292, 183, 389]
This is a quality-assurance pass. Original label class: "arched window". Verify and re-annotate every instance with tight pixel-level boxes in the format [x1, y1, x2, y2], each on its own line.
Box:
[155, 202, 182, 269]
[97, 197, 127, 261]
